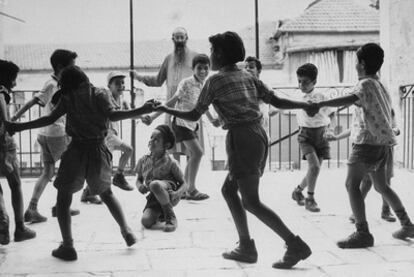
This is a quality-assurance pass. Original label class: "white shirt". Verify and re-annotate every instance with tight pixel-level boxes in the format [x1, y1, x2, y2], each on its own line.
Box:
[296, 89, 334, 128]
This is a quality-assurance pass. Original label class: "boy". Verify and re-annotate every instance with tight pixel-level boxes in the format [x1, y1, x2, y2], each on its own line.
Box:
[327, 109, 400, 223]
[291, 63, 335, 212]
[0, 59, 36, 245]
[142, 54, 219, 200]
[11, 49, 80, 223]
[244, 56, 278, 139]
[136, 124, 187, 232]
[6, 65, 158, 260]
[105, 71, 134, 190]
[154, 31, 317, 269]
[317, 43, 414, 248]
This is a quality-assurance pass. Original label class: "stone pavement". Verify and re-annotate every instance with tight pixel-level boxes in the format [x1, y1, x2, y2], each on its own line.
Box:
[1, 167, 414, 276]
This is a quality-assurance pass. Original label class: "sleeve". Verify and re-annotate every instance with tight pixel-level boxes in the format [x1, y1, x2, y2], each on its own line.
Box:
[351, 81, 366, 107]
[170, 160, 185, 186]
[174, 79, 187, 100]
[195, 77, 215, 114]
[34, 82, 55, 107]
[142, 56, 168, 87]
[49, 95, 67, 118]
[255, 78, 276, 104]
[96, 88, 115, 116]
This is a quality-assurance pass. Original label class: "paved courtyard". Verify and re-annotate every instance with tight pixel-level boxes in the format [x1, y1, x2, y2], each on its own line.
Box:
[1, 166, 414, 276]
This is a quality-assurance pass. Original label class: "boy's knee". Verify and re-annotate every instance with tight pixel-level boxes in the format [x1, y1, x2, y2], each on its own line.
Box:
[241, 197, 260, 214]
[141, 216, 155, 229]
[149, 181, 163, 193]
[221, 183, 237, 198]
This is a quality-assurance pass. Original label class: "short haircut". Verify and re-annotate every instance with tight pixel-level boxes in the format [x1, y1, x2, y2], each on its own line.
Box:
[59, 65, 89, 91]
[155, 124, 176, 150]
[50, 49, 78, 73]
[245, 56, 262, 72]
[192, 54, 210, 68]
[0, 59, 20, 90]
[209, 31, 245, 66]
[356, 43, 384, 75]
[296, 63, 318, 81]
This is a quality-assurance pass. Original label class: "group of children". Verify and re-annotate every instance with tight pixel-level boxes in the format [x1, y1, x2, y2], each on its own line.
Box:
[0, 30, 413, 269]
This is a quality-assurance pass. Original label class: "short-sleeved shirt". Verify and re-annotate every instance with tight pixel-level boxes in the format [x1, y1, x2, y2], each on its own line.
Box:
[135, 153, 184, 187]
[35, 75, 66, 137]
[107, 91, 122, 135]
[174, 75, 204, 131]
[53, 84, 114, 141]
[195, 65, 275, 129]
[0, 86, 17, 151]
[350, 75, 396, 146]
[296, 89, 334, 128]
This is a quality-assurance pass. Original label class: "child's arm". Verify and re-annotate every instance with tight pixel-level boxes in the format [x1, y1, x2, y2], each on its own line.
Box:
[5, 100, 66, 134]
[169, 161, 188, 203]
[326, 129, 351, 141]
[136, 177, 148, 194]
[154, 105, 202, 122]
[11, 97, 40, 121]
[108, 99, 159, 121]
[205, 110, 221, 127]
[318, 94, 358, 108]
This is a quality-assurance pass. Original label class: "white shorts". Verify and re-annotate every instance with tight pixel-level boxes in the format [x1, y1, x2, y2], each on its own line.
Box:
[105, 131, 124, 152]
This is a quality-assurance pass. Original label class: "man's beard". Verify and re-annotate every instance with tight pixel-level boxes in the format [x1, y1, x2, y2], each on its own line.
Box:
[174, 42, 186, 64]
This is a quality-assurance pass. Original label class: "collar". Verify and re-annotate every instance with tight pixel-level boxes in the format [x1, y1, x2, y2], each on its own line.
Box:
[192, 74, 204, 85]
[220, 64, 239, 73]
[358, 74, 379, 81]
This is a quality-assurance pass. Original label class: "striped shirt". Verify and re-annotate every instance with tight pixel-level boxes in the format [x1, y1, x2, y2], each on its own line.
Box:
[135, 153, 184, 187]
[195, 65, 275, 129]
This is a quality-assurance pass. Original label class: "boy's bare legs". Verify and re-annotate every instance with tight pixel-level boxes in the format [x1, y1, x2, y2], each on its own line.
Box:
[0, 185, 10, 245]
[99, 188, 136, 245]
[370, 168, 414, 239]
[148, 180, 177, 232]
[141, 208, 162, 229]
[293, 152, 322, 212]
[5, 169, 36, 242]
[112, 143, 134, 191]
[337, 163, 374, 248]
[182, 139, 208, 200]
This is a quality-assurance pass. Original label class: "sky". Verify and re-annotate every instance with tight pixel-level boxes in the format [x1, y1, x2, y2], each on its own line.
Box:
[2, 0, 314, 44]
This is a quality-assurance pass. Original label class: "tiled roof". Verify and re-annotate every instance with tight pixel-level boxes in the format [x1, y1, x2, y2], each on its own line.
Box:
[5, 28, 278, 71]
[280, 0, 379, 33]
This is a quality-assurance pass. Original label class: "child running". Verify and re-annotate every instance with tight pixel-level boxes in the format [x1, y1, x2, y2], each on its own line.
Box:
[142, 54, 219, 200]
[154, 31, 317, 269]
[0, 59, 36, 245]
[136, 124, 187, 232]
[291, 63, 335, 212]
[326, 109, 400, 223]
[11, 49, 80, 223]
[317, 43, 414, 248]
[5, 65, 158, 260]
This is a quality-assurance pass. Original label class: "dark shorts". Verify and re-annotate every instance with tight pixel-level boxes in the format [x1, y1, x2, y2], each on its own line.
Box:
[37, 135, 70, 163]
[226, 122, 268, 180]
[54, 140, 112, 195]
[348, 144, 392, 172]
[172, 118, 198, 143]
[144, 180, 179, 213]
[298, 126, 331, 160]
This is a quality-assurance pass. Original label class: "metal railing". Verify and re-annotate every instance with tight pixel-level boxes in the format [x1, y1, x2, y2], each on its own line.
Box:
[400, 84, 414, 170]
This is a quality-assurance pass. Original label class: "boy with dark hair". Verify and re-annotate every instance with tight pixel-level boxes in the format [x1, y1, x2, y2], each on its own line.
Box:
[136, 124, 187, 232]
[0, 59, 36, 245]
[155, 31, 317, 269]
[317, 43, 414, 248]
[244, 56, 278, 139]
[142, 54, 219, 200]
[6, 65, 158, 260]
[291, 63, 335, 212]
[12, 49, 79, 223]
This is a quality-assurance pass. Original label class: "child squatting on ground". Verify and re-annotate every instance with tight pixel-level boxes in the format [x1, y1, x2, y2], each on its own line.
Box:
[5, 65, 159, 261]
[11, 49, 80, 223]
[291, 63, 336, 213]
[142, 54, 220, 201]
[0, 60, 36, 245]
[154, 31, 320, 269]
[316, 43, 414, 248]
[136, 124, 187, 232]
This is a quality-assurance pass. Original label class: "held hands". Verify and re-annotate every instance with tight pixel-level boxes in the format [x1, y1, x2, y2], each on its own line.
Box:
[305, 101, 320, 117]
[137, 183, 149, 194]
[142, 99, 161, 113]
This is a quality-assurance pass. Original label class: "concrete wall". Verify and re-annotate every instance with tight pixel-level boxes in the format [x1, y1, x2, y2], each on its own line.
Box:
[380, 0, 414, 163]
